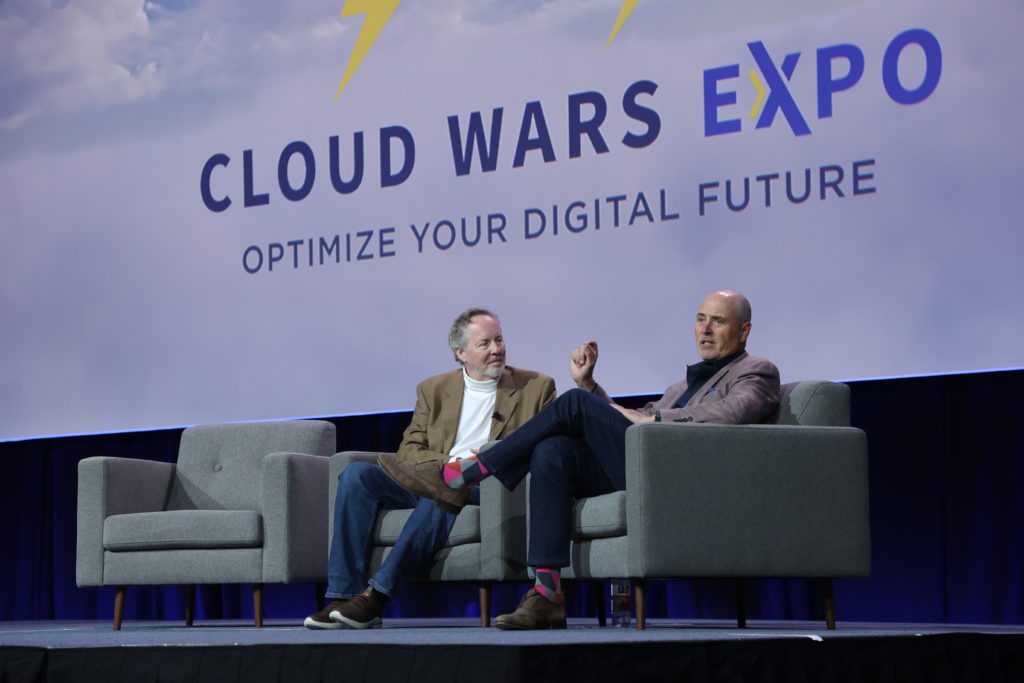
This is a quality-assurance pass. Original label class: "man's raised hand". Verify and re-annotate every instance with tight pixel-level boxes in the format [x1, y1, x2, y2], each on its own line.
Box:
[570, 340, 599, 392]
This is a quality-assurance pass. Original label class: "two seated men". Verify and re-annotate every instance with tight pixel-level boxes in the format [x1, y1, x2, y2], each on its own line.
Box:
[307, 290, 780, 630]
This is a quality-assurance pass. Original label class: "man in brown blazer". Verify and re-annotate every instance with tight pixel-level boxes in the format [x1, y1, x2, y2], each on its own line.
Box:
[379, 290, 780, 629]
[304, 308, 555, 629]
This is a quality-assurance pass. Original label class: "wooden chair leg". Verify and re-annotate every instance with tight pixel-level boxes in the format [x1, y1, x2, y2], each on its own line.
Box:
[735, 579, 747, 629]
[634, 579, 647, 630]
[253, 584, 264, 628]
[593, 581, 607, 627]
[113, 586, 126, 631]
[314, 583, 326, 612]
[479, 585, 491, 627]
[822, 578, 836, 630]
[184, 585, 196, 627]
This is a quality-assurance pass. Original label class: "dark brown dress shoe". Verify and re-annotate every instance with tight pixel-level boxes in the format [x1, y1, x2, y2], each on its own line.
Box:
[303, 600, 348, 629]
[493, 588, 567, 630]
[330, 588, 385, 629]
[377, 453, 470, 514]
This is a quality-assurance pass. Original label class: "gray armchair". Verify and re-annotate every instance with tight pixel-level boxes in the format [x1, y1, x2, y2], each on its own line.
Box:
[329, 451, 529, 626]
[77, 420, 336, 629]
[547, 380, 870, 629]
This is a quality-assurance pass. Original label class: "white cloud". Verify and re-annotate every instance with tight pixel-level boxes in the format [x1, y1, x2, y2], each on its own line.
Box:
[0, 0, 158, 127]
[0, 0, 647, 141]
[0, 0, 352, 136]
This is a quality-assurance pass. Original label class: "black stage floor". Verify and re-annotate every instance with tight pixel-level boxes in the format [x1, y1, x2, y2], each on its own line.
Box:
[2, 618, 1023, 682]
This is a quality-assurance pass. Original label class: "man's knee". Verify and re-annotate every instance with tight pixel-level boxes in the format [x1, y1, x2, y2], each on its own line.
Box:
[554, 387, 605, 418]
[337, 460, 377, 495]
[409, 496, 450, 527]
[558, 387, 591, 407]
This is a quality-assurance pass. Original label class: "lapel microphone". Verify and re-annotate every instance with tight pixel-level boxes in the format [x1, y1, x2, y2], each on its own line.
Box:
[491, 411, 505, 422]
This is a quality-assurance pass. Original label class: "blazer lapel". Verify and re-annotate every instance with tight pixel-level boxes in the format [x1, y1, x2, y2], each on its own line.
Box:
[490, 369, 520, 440]
[695, 352, 748, 403]
[439, 371, 464, 455]
[660, 380, 688, 409]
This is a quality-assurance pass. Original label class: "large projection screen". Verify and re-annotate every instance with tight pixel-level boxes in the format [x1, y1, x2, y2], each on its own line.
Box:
[2, 0, 1022, 441]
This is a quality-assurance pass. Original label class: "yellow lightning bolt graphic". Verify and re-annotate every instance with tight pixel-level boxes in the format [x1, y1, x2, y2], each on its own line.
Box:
[748, 69, 766, 119]
[606, 0, 639, 48]
[336, 0, 402, 99]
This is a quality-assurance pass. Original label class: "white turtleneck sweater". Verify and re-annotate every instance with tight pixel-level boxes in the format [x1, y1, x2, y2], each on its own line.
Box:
[447, 369, 499, 461]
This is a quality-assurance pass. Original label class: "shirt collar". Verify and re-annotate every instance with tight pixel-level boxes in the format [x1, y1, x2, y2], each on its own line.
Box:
[463, 368, 499, 392]
[686, 349, 744, 385]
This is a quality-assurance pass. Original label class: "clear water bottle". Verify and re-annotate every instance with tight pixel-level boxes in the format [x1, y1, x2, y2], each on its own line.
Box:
[610, 579, 631, 627]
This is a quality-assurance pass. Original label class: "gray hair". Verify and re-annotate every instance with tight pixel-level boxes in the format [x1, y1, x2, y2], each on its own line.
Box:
[448, 308, 500, 364]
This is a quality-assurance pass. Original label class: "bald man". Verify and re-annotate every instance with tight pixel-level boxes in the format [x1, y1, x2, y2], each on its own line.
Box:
[378, 291, 780, 629]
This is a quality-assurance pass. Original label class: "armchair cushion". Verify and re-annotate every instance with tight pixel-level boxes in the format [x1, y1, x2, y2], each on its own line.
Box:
[571, 491, 627, 540]
[104, 510, 263, 551]
[373, 506, 481, 547]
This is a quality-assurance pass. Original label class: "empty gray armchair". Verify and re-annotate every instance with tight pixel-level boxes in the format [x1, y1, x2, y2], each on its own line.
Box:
[329, 451, 529, 626]
[552, 380, 870, 629]
[77, 420, 336, 629]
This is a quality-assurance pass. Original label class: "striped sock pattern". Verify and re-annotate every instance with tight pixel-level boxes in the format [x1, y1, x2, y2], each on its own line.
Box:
[443, 455, 490, 489]
[534, 568, 562, 603]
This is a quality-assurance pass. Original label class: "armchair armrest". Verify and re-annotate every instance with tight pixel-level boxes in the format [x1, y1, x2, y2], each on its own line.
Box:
[624, 422, 870, 579]
[479, 475, 529, 581]
[76, 457, 175, 586]
[477, 440, 529, 581]
[261, 451, 331, 583]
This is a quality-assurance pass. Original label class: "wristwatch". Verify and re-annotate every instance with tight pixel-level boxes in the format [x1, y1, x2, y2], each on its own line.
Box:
[654, 409, 661, 422]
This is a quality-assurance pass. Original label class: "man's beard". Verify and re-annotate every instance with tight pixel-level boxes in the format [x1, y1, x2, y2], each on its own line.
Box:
[480, 360, 505, 380]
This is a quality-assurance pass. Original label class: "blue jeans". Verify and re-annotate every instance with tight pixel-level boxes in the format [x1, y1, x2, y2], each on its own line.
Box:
[326, 460, 479, 599]
[478, 389, 631, 568]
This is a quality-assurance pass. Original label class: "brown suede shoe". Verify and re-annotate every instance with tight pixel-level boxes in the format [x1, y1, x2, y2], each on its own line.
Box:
[377, 453, 470, 514]
[493, 588, 567, 630]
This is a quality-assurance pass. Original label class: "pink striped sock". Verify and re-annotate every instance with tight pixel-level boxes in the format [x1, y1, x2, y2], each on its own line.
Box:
[534, 568, 562, 603]
[443, 455, 490, 489]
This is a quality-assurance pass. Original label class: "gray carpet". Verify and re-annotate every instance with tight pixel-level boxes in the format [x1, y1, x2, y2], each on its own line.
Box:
[3, 619, 1021, 649]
